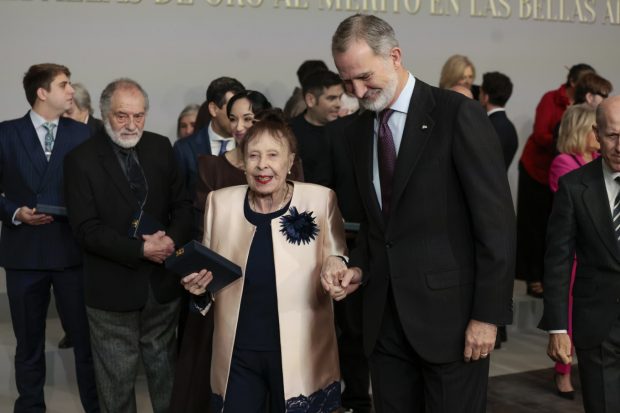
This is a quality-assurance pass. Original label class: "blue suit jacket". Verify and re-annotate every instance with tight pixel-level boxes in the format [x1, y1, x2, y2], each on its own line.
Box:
[173, 125, 211, 192]
[0, 112, 89, 269]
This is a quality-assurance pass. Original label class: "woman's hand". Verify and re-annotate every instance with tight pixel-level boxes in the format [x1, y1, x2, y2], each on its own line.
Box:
[180, 269, 214, 296]
[321, 256, 362, 301]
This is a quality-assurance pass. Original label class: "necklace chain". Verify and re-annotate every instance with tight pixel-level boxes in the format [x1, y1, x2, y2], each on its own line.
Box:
[251, 182, 290, 213]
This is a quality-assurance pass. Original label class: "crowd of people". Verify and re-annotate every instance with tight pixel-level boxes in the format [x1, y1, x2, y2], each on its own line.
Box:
[0, 12, 617, 413]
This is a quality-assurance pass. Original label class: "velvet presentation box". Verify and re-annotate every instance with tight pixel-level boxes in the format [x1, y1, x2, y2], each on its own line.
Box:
[165, 240, 242, 294]
[128, 210, 165, 239]
[35, 203, 67, 218]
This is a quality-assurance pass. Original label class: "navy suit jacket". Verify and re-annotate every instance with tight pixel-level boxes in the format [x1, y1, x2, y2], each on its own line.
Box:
[0, 112, 89, 269]
[489, 110, 518, 170]
[173, 125, 211, 192]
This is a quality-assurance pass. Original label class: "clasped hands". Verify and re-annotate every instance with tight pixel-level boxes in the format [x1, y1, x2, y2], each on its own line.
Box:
[142, 230, 175, 263]
[320, 255, 362, 301]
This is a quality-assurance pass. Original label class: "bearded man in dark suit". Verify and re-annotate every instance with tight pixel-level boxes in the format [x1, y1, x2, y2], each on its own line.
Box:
[323, 14, 515, 413]
[64, 78, 192, 413]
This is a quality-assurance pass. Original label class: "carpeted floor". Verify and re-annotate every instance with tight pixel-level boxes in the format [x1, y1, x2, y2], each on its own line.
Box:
[487, 368, 584, 412]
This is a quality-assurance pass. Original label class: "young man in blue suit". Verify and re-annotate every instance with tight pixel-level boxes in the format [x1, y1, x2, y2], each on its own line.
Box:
[0, 63, 99, 413]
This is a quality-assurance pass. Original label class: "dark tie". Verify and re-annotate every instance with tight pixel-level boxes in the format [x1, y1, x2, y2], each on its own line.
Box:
[119, 148, 148, 207]
[614, 177, 620, 244]
[218, 140, 228, 156]
[378, 109, 396, 217]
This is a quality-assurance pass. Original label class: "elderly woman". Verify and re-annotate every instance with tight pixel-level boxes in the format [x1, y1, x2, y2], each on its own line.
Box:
[177, 103, 200, 139]
[182, 111, 346, 413]
[547, 103, 600, 399]
[439, 54, 476, 91]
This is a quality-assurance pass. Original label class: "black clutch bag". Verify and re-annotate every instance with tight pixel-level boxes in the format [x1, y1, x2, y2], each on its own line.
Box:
[128, 210, 165, 239]
[165, 240, 242, 294]
[35, 203, 67, 218]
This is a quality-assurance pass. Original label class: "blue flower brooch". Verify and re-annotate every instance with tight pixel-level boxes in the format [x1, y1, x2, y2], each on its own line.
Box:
[279, 207, 319, 245]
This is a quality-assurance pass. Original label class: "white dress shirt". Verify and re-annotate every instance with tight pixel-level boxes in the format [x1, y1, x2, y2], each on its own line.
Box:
[208, 122, 235, 155]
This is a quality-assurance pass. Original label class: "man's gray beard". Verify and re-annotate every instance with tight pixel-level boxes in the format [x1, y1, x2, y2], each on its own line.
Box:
[359, 72, 398, 112]
[104, 120, 142, 149]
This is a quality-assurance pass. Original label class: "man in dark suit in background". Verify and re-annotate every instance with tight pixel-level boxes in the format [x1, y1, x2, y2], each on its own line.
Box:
[479, 72, 519, 170]
[541, 95, 620, 413]
[64, 78, 192, 413]
[173, 77, 245, 194]
[0, 63, 99, 413]
[325, 14, 515, 412]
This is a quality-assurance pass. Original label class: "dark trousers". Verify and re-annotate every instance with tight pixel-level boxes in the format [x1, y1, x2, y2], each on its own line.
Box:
[6, 268, 99, 413]
[516, 162, 553, 283]
[335, 290, 372, 412]
[86, 287, 179, 413]
[576, 316, 620, 413]
[370, 292, 489, 413]
[222, 348, 285, 413]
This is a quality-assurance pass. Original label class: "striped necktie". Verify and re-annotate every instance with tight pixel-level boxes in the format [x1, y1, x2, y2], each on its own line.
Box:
[42, 122, 56, 160]
[614, 177, 620, 244]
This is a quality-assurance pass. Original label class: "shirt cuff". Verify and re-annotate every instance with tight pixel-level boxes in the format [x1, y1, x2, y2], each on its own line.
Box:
[549, 330, 568, 334]
[12, 208, 22, 226]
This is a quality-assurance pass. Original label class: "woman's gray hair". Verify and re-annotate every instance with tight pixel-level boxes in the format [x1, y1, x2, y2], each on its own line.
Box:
[332, 14, 399, 57]
[100, 78, 150, 119]
[72, 83, 93, 115]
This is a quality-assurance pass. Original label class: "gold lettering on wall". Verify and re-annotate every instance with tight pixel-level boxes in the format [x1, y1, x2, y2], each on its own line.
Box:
[273, 0, 309, 8]
[604, 0, 620, 23]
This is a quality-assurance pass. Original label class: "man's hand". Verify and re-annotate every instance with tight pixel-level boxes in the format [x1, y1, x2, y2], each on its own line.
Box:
[464, 319, 497, 362]
[321, 259, 362, 301]
[16, 206, 53, 226]
[142, 230, 175, 263]
[547, 333, 573, 365]
[181, 269, 214, 296]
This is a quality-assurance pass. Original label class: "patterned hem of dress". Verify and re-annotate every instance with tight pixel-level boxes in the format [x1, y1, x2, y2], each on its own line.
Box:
[212, 381, 341, 413]
[285, 381, 341, 413]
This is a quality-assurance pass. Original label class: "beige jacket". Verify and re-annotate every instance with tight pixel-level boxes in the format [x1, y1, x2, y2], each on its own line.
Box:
[204, 182, 346, 406]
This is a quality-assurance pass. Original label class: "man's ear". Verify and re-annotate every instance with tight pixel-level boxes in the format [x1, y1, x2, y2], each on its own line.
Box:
[304, 92, 317, 108]
[36, 87, 48, 103]
[389, 47, 403, 69]
[208, 101, 219, 117]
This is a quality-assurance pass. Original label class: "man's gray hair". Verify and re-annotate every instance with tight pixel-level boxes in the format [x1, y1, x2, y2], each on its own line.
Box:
[72, 83, 94, 115]
[332, 14, 399, 57]
[100, 78, 150, 119]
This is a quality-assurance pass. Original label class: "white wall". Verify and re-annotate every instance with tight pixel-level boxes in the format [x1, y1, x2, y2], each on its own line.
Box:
[2, 0, 620, 197]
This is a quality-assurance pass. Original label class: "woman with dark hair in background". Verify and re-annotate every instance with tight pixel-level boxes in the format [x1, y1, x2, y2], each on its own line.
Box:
[516, 63, 595, 298]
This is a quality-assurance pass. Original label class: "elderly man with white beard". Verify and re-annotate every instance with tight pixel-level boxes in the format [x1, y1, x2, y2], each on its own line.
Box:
[63, 78, 193, 413]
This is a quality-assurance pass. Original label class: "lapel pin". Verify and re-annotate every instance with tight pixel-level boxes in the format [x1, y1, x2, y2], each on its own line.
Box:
[421, 124, 428, 130]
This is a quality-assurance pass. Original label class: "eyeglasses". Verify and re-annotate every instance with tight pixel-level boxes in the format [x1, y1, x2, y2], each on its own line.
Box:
[113, 112, 146, 124]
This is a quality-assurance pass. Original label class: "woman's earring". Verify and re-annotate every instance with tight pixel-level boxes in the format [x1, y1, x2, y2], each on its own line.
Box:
[288, 170, 292, 175]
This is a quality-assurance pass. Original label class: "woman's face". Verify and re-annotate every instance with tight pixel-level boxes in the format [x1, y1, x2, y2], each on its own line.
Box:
[244, 131, 294, 197]
[229, 98, 255, 144]
[456, 65, 474, 89]
[178, 114, 196, 139]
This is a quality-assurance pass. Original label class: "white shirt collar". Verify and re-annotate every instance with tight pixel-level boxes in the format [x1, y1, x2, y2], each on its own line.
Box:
[387, 72, 415, 115]
[487, 107, 506, 116]
[208, 122, 231, 143]
[29, 110, 59, 129]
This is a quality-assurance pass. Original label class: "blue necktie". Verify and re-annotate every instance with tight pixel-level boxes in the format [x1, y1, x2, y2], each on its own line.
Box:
[218, 140, 228, 156]
[42, 122, 56, 160]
